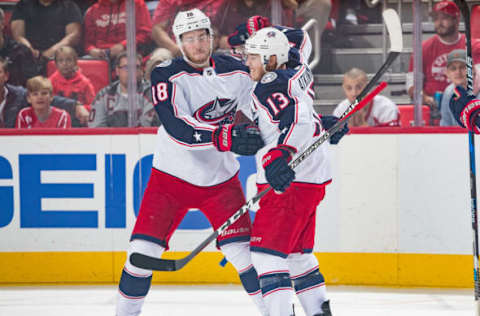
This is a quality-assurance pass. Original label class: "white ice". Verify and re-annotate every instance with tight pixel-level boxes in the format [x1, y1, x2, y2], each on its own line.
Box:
[0, 285, 476, 316]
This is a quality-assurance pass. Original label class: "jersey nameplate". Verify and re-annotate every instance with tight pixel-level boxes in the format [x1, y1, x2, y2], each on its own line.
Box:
[297, 67, 313, 90]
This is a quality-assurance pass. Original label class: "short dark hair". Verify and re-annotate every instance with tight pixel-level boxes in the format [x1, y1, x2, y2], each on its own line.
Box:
[115, 52, 143, 68]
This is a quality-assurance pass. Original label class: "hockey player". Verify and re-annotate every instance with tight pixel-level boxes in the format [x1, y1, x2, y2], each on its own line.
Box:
[450, 85, 480, 133]
[115, 8, 268, 316]
[244, 27, 341, 316]
[228, 15, 312, 64]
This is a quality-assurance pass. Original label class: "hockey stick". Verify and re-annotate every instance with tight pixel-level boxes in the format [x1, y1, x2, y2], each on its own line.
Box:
[130, 9, 403, 272]
[454, 1, 480, 314]
[130, 81, 387, 272]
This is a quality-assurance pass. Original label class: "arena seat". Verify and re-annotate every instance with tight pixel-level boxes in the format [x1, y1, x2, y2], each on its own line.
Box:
[397, 105, 431, 127]
[47, 58, 111, 96]
[472, 5, 480, 39]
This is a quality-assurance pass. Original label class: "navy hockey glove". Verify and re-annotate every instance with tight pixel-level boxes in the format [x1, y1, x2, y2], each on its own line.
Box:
[450, 85, 480, 134]
[213, 124, 264, 156]
[320, 115, 349, 145]
[262, 146, 296, 193]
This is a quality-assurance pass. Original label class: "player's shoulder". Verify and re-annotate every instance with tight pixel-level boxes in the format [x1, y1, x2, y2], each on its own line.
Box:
[212, 54, 249, 74]
[150, 57, 192, 81]
[254, 69, 294, 97]
[274, 25, 304, 40]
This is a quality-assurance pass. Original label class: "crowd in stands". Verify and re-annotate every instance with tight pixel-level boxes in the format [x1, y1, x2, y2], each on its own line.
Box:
[0, 0, 476, 130]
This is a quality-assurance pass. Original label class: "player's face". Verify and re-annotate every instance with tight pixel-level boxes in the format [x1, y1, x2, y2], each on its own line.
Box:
[27, 89, 53, 112]
[446, 61, 467, 86]
[181, 29, 211, 66]
[55, 52, 77, 78]
[245, 54, 265, 81]
[342, 76, 367, 103]
[433, 13, 458, 37]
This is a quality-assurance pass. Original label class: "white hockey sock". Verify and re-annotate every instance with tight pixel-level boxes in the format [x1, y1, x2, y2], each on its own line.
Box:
[221, 242, 268, 316]
[116, 239, 164, 316]
[252, 252, 295, 316]
[288, 253, 328, 316]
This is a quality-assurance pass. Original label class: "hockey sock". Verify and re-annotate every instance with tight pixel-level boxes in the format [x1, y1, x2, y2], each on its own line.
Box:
[117, 269, 152, 316]
[288, 253, 328, 316]
[292, 269, 327, 316]
[221, 242, 268, 316]
[252, 252, 295, 316]
[116, 239, 164, 316]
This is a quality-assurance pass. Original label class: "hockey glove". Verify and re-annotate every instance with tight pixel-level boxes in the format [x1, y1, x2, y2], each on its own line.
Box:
[227, 16, 271, 47]
[213, 124, 264, 156]
[450, 85, 480, 134]
[320, 115, 350, 145]
[262, 146, 296, 193]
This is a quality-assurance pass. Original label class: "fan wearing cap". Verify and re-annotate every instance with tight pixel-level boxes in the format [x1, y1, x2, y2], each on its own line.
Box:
[440, 49, 479, 126]
[406, 0, 480, 119]
[243, 27, 344, 316]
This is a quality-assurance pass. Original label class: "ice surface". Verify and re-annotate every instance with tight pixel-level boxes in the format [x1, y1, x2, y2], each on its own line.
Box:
[0, 284, 476, 316]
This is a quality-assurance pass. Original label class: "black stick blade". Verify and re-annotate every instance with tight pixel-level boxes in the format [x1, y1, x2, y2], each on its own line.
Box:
[130, 253, 179, 271]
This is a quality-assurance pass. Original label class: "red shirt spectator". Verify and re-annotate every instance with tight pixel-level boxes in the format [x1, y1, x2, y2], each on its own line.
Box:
[16, 76, 71, 129]
[407, 34, 480, 97]
[84, 0, 152, 59]
[49, 46, 95, 111]
[16, 106, 71, 128]
[49, 70, 95, 110]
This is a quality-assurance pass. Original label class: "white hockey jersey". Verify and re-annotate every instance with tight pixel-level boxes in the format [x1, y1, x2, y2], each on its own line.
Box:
[333, 95, 400, 127]
[249, 64, 331, 185]
[150, 54, 253, 186]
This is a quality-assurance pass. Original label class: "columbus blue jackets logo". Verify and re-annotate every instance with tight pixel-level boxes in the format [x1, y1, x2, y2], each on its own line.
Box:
[194, 97, 238, 125]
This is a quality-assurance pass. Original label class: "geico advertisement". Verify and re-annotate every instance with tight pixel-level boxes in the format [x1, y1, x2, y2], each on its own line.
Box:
[0, 134, 258, 251]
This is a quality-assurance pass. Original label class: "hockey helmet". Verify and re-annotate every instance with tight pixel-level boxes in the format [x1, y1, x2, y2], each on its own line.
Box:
[244, 27, 290, 68]
[172, 9, 213, 43]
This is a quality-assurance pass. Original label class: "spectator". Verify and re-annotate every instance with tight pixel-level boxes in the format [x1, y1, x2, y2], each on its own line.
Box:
[10, 0, 82, 63]
[0, 57, 87, 128]
[84, 0, 153, 60]
[406, 1, 480, 111]
[441, 49, 480, 126]
[334, 67, 399, 127]
[49, 46, 96, 113]
[16, 76, 71, 128]
[0, 8, 38, 86]
[337, 0, 381, 25]
[88, 52, 158, 127]
[151, 0, 224, 57]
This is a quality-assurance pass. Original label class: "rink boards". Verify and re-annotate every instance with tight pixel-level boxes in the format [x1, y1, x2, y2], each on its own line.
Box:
[0, 127, 476, 287]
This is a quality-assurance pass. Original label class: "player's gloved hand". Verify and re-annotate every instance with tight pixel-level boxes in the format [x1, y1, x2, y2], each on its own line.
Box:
[262, 146, 296, 193]
[450, 85, 480, 134]
[213, 124, 264, 155]
[227, 16, 271, 47]
[320, 115, 350, 145]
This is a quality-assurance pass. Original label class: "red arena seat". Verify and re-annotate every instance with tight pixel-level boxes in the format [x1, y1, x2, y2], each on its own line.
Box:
[398, 105, 431, 127]
[472, 5, 480, 39]
[47, 58, 111, 96]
